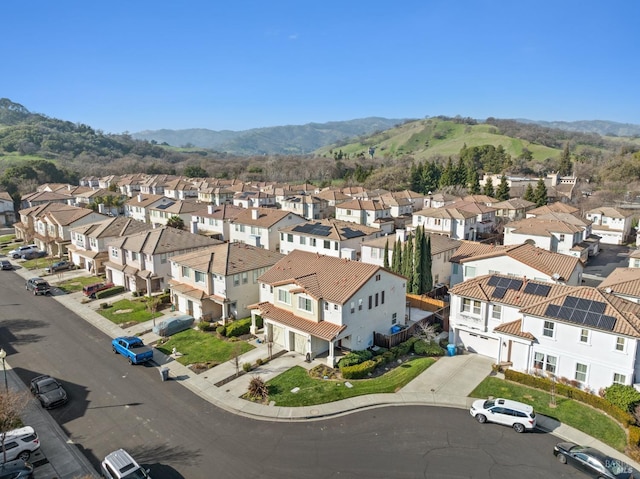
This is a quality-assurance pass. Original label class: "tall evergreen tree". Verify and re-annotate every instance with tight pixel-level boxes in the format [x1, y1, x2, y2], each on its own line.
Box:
[424, 235, 433, 292]
[421, 161, 441, 194]
[439, 157, 455, 188]
[467, 169, 480, 194]
[482, 176, 495, 197]
[412, 227, 423, 294]
[558, 143, 572, 176]
[495, 174, 510, 201]
[454, 157, 467, 185]
[523, 183, 535, 202]
[402, 235, 413, 287]
[534, 178, 548, 207]
[383, 239, 390, 269]
[392, 239, 402, 274]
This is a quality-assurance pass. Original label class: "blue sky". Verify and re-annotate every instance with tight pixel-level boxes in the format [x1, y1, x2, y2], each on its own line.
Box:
[3, 1, 638, 133]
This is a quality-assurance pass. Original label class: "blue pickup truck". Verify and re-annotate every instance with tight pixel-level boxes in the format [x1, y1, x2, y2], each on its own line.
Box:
[111, 337, 154, 365]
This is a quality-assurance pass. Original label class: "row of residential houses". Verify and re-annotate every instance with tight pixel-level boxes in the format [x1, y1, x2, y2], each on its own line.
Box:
[8, 173, 640, 392]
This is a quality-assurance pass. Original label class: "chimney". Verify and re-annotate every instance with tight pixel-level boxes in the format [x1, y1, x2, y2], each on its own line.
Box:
[207, 204, 214, 214]
[251, 209, 259, 220]
[395, 229, 406, 242]
[137, 194, 143, 202]
[98, 203, 106, 214]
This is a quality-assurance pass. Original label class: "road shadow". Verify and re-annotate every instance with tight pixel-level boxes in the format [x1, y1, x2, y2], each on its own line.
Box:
[0, 319, 48, 346]
[128, 442, 202, 467]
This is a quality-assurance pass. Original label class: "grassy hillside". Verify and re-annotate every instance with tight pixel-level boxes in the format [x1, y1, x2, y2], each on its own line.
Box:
[316, 119, 564, 161]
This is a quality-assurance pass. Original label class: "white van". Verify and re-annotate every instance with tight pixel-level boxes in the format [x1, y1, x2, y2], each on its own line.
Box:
[101, 449, 151, 479]
[0, 426, 40, 463]
[8, 244, 38, 259]
[470, 397, 536, 433]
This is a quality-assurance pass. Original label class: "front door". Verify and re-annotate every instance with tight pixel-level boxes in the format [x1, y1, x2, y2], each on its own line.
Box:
[187, 300, 193, 316]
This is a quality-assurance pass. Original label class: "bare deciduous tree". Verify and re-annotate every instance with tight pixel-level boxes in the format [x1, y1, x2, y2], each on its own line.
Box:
[0, 390, 29, 464]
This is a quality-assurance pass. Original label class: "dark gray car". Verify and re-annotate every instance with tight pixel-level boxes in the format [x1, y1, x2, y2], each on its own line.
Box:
[0, 459, 34, 479]
[30, 375, 68, 409]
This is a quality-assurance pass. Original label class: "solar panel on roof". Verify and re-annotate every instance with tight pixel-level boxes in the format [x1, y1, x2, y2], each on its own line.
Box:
[488, 276, 500, 286]
[558, 307, 573, 320]
[598, 315, 617, 331]
[575, 298, 591, 311]
[341, 228, 364, 239]
[569, 309, 584, 322]
[563, 296, 579, 308]
[583, 312, 600, 326]
[492, 287, 507, 299]
[509, 279, 523, 290]
[545, 304, 560, 317]
[589, 301, 606, 314]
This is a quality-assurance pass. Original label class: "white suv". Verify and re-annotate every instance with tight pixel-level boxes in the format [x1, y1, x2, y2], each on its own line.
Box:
[101, 449, 151, 479]
[8, 244, 38, 259]
[0, 426, 40, 463]
[470, 397, 536, 433]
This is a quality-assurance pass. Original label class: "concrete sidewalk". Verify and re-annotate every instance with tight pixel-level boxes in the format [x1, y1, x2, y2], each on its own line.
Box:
[7, 260, 640, 475]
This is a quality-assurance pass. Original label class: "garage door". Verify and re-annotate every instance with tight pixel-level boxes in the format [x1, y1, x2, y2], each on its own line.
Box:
[293, 333, 306, 353]
[271, 325, 285, 347]
[458, 330, 498, 358]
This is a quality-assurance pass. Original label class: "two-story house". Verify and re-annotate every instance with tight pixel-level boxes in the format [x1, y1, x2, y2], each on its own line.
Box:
[279, 195, 329, 220]
[361, 230, 461, 286]
[190, 204, 244, 240]
[412, 206, 478, 240]
[491, 198, 536, 221]
[169, 243, 284, 322]
[68, 216, 153, 274]
[0, 192, 16, 226]
[125, 194, 174, 223]
[250, 250, 407, 365]
[197, 185, 235, 206]
[450, 200, 498, 235]
[449, 274, 640, 392]
[585, 206, 634, 245]
[449, 242, 584, 286]
[228, 208, 306, 251]
[104, 226, 222, 295]
[278, 219, 382, 259]
[233, 190, 277, 209]
[163, 178, 199, 200]
[33, 205, 108, 257]
[334, 199, 394, 234]
[148, 199, 202, 227]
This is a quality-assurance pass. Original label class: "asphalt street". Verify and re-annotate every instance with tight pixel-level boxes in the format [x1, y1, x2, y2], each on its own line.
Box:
[0, 268, 587, 478]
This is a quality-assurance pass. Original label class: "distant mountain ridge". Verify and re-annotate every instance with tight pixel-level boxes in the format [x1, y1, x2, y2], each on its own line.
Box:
[517, 118, 640, 137]
[132, 117, 408, 155]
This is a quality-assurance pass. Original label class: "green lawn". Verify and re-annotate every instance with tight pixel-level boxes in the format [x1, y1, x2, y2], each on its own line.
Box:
[265, 357, 436, 407]
[0, 234, 15, 243]
[157, 329, 254, 366]
[98, 298, 163, 324]
[470, 377, 627, 451]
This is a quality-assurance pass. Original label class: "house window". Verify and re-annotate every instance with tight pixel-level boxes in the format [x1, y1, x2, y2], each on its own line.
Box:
[491, 305, 502, 320]
[195, 271, 205, 283]
[543, 321, 555, 338]
[350, 301, 355, 313]
[334, 304, 338, 311]
[160, 253, 167, 264]
[381, 290, 385, 304]
[131, 251, 138, 261]
[110, 247, 119, 259]
[287, 234, 293, 242]
[358, 298, 363, 311]
[334, 242, 338, 250]
[310, 238, 316, 246]
[242, 272, 248, 284]
[368, 295, 372, 309]
[278, 289, 291, 305]
[323, 240, 331, 249]
[559, 234, 565, 241]
[233, 274, 240, 286]
[300, 236, 306, 245]
[371, 248, 378, 259]
[298, 296, 313, 313]
[375, 274, 381, 281]
[575, 363, 588, 383]
[392, 312, 397, 324]
[182, 266, 190, 278]
[375, 293, 379, 307]
[616, 337, 626, 351]
[462, 298, 480, 315]
[346, 209, 351, 215]
[613, 373, 627, 385]
[579, 329, 590, 343]
[464, 266, 476, 278]
[252, 226, 259, 235]
[533, 352, 557, 374]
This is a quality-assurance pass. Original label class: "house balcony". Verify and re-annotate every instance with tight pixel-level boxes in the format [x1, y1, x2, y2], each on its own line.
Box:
[455, 313, 487, 332]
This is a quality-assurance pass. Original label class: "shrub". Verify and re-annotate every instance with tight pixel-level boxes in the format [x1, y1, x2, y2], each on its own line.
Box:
[381, 351, 395, 364]
[629, 425, 640, 446]
[132, 291, 140, 297]
[340, 360, 376, 379]
[95, 286, 126, 299]
[604, 384, 640, 413]
[414, 340, 445, 356]
[242, 362, 252, 372]
[256, 358, 264, 366]
[226, 318, 251, 338]
[216, 325, 226, 336]
[338, 350, 373, 368]
[372, 347, 388, 356]
[247, 375, 268, 400]
[396, 337, 417, 356]
[100, 302, 109, 309]
[198, 321, 212, 332]
[255, 315, 263, 329]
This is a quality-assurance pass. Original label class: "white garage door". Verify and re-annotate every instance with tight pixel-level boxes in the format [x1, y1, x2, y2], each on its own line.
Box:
[272, 325, 285, 347]
[458, 331, 498, 358]
[293, 333, 306, 353]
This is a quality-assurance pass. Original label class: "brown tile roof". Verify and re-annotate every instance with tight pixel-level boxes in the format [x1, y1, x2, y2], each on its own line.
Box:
[414, 206, 477, 220]
[363, 232, 461, 256]
[171, 242, 285, 275]
[598, 268, 640, 297]
[45, 207, 106, 226]
[233, 207, 303, 228]
[193, 204, 244, 220]
[72, 216, 153, 238]
[125, 194, 166, 208]
[109, 226, 222, 254]
[527, 203, 579, 216]
[251, 302, 346, 341]
[493, 319, 535, 340]
[506, 217, 584, 235]
[460, 195, 498, 204]
[258, 250, 398, 304]
[338, 199, 389, 211]
[587, 206, 631, 219]
[491, 198, 536, 210]
[150, 199, 202, 215]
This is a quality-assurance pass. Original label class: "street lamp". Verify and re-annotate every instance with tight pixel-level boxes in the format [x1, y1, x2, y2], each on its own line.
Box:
[0, 349, 7, 392]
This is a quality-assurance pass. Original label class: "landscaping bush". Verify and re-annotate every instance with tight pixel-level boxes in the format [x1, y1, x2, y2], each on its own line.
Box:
[242, 362, 252, 372]
[95, 286, 126, 299]
[381, 351, 395, 364]
[256, 358, 264, 366]
[414, 340, 445, 356]
[372, 347, 388, 356]
[216, 325, 226, 336]
[629, 425, 640, 446]
[198, 321, 213, 332]
[338, 350, 373, 368]
[100, 302, 109, 310]
[340, 360, 376, 379]
[255, 315, 263, 329]
[158, 292, 171, 304]
[372, 355, 386, 368]
[396, 337, 418, 356]
[504, 369, 635, 426]
[226, 318, 251, 338]
[604, 384, 640, 413]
